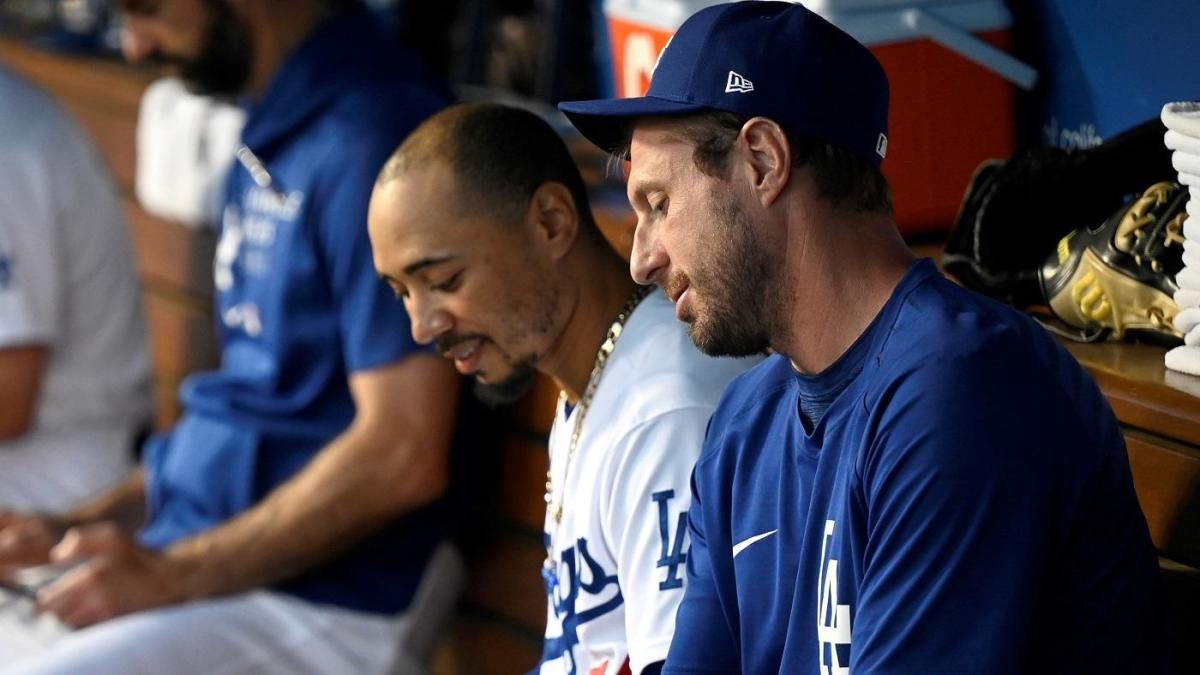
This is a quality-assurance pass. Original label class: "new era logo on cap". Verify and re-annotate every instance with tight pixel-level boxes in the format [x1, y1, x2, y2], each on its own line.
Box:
[559, 2, 890, 168]
[725, 71, 754, 93]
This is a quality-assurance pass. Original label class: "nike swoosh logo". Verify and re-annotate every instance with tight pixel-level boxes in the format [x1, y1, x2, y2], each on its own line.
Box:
[732, 529, 778, 559]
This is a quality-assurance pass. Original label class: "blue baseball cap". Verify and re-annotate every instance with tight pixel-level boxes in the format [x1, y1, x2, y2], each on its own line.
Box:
[559, 1, 890, 168]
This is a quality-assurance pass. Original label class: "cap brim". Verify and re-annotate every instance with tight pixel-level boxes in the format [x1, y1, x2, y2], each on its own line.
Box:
[558, 95, 707, 154]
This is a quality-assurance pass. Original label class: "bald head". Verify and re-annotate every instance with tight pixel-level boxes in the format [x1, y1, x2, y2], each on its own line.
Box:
[377, 102, 600, 236]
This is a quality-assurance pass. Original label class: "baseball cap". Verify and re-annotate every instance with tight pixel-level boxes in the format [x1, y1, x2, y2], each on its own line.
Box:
[559, 1, 890, 168]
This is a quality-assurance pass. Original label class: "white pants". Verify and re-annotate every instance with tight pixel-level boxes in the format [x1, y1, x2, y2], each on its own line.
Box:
[0, 426, 135, 513]
[0, 543, 466, 675]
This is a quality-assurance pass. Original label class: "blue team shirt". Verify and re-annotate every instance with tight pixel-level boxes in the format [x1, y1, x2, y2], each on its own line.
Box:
[139, 7, 453, 615]
[666, 259, 1167, 674]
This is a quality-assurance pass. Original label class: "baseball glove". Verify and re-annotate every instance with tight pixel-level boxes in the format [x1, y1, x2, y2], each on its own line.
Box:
[1037, 181, 1188, 344]
[944, 118, 1177, 310]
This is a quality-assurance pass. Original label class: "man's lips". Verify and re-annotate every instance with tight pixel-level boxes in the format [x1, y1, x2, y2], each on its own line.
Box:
[673, 287, 691, 320]
[440, 338, 484, 374]
[666, 281, 689, 304]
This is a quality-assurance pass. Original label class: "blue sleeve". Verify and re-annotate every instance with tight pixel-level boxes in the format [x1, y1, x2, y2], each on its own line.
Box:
[311, 105, 438, 373]
[663, 467, 741, 674]
[851, 351, 1075, 674]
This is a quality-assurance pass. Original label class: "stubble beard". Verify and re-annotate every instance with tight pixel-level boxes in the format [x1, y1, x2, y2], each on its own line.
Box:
[684, 195, 776, 357]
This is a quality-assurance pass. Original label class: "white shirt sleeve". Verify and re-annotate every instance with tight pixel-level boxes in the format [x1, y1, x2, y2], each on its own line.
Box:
[601, 405, 713, 675]
[0, 136, 60, 349]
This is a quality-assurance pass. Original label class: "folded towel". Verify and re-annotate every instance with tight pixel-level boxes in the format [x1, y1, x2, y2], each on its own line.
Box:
[1185, 216, 1200, 241]
[1191, 198, 1200, 219]
[1189, 324, 1200, 347]
[1177, 288, 1200, 309]
[1166, 344, 1200, 375]
[1163, 101, 1200, 138]
[1183, 239, 1200, 268]
[1176, 306, 1200, 335]
[1178, 172, 1200, 186]
[1180, 265, 1200, 290]
[136, 77, 246, 229]
[1173, 150, 1200, 176]
[1166, 130, 1200, 155]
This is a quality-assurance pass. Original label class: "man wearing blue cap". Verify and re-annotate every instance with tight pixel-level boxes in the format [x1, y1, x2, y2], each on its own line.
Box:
[561, 2, 1167, 673]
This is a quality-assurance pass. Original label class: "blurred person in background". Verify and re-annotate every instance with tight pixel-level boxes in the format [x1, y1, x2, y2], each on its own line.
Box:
[0, 1, 464, 673]
[0, 65, 152, 514]
[368, 102, 759, 675]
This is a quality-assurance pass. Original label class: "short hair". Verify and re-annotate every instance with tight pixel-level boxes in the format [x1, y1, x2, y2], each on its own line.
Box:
[621, 110, 892, 215]
[379, 102, 601, 238]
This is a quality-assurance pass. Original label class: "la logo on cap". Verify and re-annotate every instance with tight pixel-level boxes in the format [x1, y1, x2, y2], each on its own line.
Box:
[725, 71, 754, 93]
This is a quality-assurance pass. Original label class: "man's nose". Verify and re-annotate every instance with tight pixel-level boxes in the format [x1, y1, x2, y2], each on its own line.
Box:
[408, 297, 452, 345]
[630, 219, 669, 286]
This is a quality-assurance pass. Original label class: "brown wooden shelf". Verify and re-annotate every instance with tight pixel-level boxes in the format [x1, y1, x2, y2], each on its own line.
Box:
[1065, 342, 1200, 449]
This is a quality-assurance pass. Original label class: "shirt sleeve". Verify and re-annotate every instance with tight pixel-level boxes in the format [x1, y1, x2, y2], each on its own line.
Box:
[602, 406, 714, 675]
[311, 132, 425, 374]
[0, 136, 60, 349]
[662, 454, 741, 675]
[850, 353, 1079, 674]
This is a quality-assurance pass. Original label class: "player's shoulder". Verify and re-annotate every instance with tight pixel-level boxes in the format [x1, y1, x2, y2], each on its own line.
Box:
[603, 291, 762, 425]
[323, 77, 447, 144]
[871, 264, 1046, 369]
[0, 69, 90, 171]
[864, 266, 1097, 423]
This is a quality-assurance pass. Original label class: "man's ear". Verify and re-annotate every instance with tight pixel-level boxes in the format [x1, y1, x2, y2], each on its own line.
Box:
[526, 181, 580, 260]
[738, 117, 791, 207]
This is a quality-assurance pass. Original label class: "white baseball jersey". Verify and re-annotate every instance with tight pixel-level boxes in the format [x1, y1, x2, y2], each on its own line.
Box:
[0, 67, 152, 511]
[539, 290, 760, 675]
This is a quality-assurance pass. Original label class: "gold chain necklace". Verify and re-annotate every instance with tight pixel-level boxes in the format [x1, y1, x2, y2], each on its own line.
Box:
[542, 285, 652, 586]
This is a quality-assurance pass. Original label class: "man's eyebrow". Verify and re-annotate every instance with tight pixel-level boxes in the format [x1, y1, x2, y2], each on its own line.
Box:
[402, 255, 456, 276]
[627, 177, 662, 205]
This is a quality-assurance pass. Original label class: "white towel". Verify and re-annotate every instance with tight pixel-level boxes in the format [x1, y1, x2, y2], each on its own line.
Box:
[1188, 324, 1200, 347]
[1185, 216, 1200, 241]
[1165, 344, 1200, 375]
[1180, 266, 1200, 290]
[1176, 306, 1200, 335]
[1177, 288, 1200, 310]
[1172, 150, 1200, 177]
[1166, 130, 1200, 155]
[1178, 172, 1200, 187]
[1190, 198, 1200, 220]
[1184, 240, 1200, 268]
[135, 78, 246, 229]
[1163, 101, 1200, 138]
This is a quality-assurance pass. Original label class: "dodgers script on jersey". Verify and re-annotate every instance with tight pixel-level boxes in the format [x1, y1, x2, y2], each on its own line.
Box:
[665, 260, 1166, 674]
[540, 291, 758, 675]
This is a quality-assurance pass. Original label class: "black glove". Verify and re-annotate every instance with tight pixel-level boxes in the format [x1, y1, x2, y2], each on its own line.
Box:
[945, 117, 1176, 309]
[1039, 181, 1188, 344]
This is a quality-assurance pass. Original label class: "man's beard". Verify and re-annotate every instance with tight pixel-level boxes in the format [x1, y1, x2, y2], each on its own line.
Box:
[436, 333, 539, 408]
[150, 0, 252, 97]
[675, 195, 775, 357]
[472, 359, 538, 408]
